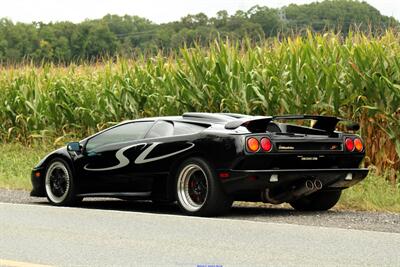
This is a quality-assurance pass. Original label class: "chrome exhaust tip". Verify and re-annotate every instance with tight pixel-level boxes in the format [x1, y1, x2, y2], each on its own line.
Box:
[305, 180, 314, 190]
[314, 179, 323, 190]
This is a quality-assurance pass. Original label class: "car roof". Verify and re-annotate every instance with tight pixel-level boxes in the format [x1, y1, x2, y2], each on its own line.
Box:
[81, 113, 257, 143]
[121, 112, 254, 125]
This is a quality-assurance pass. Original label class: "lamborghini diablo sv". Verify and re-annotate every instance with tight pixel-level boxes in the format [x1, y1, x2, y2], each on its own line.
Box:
[31, 113, 368, 216]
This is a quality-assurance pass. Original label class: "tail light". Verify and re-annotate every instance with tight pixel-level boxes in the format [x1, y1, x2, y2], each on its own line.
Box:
[354, 138, 363, 152]
[260, 137, 272, 152]
[345, 138, 354, 152]
[247, 138, 260, 152]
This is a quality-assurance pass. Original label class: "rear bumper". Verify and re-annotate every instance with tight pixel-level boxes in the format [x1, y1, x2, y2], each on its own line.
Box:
[222, 168, 369, 194]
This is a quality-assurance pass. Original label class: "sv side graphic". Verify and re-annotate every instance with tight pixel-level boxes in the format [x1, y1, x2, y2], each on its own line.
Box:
[84, 142, 194, 171]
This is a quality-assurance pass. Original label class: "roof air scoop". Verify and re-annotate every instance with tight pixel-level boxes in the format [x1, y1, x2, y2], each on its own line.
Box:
[225, 116, 273, 132]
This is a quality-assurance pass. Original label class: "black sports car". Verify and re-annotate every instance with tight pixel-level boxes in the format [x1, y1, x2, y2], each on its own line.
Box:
[31, 113, 368, 216]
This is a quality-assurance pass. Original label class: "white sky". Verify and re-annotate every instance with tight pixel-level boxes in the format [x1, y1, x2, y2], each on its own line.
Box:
[0, 0, 399, 24]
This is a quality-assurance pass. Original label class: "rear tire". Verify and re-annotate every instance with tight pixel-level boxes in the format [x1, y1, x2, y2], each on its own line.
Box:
[175, 157, 232, 216]
[44, 158, 78, 206]
[289, 190, 341, 211]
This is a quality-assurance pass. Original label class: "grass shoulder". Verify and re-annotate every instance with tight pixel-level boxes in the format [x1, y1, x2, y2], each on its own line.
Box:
[338, 173, 400, 213]
[0, 143, 52, 189]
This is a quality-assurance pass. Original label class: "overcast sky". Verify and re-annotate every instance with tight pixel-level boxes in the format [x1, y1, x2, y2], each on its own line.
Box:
[0, 0, 399, 24]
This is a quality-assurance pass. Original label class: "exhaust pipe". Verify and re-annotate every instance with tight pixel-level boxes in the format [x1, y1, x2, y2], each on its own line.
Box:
[292, 180, 314, 198]
[306, 180, 314, 190]
[262, 179, 315, 204]
[314, 179, 323, 190]
[262, 188, 283, 204]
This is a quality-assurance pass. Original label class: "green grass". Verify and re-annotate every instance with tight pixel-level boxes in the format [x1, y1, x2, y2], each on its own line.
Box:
[0, 143, 51, 189]
[1, 143, 399, 213]
[0, 31, 399, 177]
[339, 173, 400, 213]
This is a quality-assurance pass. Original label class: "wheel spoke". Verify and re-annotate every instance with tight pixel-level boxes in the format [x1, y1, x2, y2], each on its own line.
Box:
[177, 163, 209, 212]
[45, 162, 70, 203]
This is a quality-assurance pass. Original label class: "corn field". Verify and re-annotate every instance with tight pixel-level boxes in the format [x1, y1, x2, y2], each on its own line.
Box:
[0, 31, 399, 181]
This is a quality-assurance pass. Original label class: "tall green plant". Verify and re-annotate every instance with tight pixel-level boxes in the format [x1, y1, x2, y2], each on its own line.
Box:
[0, 31, 399, 177]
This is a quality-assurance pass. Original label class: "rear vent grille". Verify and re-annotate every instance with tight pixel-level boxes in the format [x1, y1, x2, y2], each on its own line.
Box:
[276, 142, 342, 151]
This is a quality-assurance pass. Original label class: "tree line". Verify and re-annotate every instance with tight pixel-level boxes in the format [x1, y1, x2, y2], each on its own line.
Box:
[0, 0, 398, 64]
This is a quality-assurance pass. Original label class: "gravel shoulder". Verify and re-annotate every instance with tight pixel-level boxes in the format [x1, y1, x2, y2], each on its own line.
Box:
[1, 188, 399, 233]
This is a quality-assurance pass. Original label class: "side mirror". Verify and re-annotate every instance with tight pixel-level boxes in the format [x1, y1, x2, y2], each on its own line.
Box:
[67, 142, 82, 152]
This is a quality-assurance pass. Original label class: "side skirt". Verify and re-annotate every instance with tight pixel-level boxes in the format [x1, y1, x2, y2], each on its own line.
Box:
[76, 192, 152, 198]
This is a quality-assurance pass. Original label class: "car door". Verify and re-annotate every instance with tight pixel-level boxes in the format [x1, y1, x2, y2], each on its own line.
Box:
[76, 121, 154, 194]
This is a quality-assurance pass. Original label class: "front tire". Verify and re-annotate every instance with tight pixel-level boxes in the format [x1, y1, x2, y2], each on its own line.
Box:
[289, 190, 342, 211]
[44, 158, 78, 206]
[175, 157, 232, 216]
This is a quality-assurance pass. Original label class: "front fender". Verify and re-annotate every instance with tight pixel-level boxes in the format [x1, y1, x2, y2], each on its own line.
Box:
[30, 146, 75, 197]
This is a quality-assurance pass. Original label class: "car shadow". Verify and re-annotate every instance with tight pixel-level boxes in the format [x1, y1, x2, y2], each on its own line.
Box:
[33, 198, 336, 218]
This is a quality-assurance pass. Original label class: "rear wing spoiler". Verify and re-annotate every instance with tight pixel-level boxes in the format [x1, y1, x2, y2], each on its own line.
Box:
[225, 115, 359, 133]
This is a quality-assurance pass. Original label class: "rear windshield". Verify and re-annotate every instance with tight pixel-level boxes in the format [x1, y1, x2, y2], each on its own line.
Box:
[174, 122, 207, 135]
[146, 121, 207, 138]
[146, 121, 174, 138]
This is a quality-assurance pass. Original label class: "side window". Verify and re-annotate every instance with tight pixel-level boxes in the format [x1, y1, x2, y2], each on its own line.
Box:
[86, 121, 153, 151]
[173, 122, 207, 135]
[146, 121, 174, 138]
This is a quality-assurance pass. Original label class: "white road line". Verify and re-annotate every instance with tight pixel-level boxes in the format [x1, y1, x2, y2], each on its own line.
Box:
[0, 259, 52, 267]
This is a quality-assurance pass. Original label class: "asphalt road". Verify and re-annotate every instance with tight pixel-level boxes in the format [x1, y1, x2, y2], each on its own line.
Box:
[1, 189, 400, 266]
[1, 189, 400, 233]
[1, 202, 400, 267]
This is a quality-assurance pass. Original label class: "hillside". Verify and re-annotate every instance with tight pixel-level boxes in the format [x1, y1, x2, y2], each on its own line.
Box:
[0, 0, 398, 63]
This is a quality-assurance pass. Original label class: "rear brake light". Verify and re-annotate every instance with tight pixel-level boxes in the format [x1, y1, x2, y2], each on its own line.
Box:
[354, 138, 363, 152]
[260, 137, 272, 152]
[345, 138, 354, 152]
[247, 138, 260, 152]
